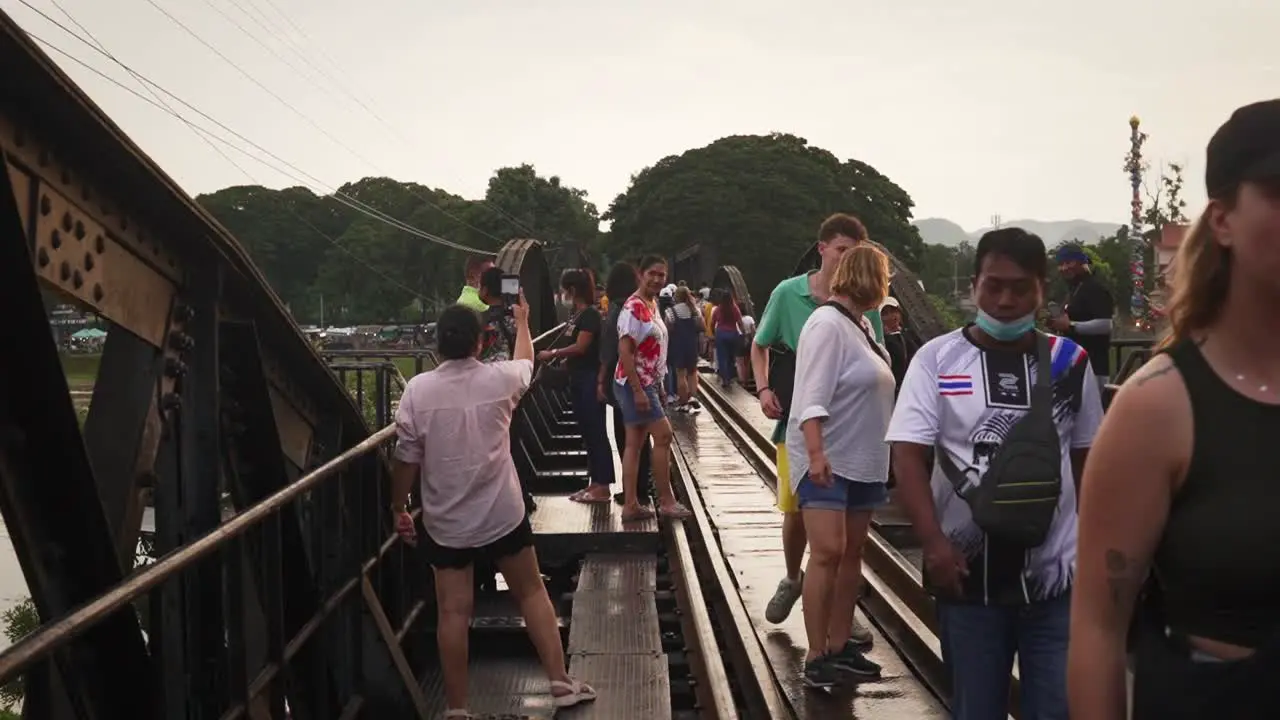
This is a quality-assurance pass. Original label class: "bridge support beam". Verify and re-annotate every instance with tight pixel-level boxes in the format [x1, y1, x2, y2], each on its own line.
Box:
[495, 238, 556, 337]
[0, 118, 152, 719]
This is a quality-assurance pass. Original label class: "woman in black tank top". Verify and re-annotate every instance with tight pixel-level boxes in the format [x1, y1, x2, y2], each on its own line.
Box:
[1068, 100, 1280, 720]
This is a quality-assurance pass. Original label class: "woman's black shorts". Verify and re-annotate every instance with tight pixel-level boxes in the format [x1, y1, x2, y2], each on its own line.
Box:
[419, 517, 533, 569]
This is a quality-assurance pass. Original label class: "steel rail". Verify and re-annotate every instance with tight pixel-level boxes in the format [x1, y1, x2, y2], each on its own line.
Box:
[695, 380, 1023, 719]
[668, 422, 795, 719]
[665, 515, 740, 720]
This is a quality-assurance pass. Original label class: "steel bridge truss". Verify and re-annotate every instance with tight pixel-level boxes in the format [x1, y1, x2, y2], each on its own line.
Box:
[0, 13, 558, 720]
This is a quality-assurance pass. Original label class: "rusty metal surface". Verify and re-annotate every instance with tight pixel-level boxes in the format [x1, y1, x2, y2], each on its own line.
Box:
[420, 655, 557, 718]
[670, 410, 947, 718]
[565, 555, 669, 720]
[530, 495, 661, 560]
[564, 654, 670, 720]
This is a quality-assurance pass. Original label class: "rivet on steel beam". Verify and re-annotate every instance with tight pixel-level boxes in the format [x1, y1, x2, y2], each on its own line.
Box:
[36, 247, 49, 268]
[61, 212, 72, 232]
[59, 260, 70, 282]
[164, 358, 188, 377]
[94, 234, 105, 254]
[50, 229, 61, 250]
[72, 270, 83, 290]
[168, 331, 195, 352]
[59, 168, 70, 185]
[174, 304, 196, 322]
[73, 220, 85, 241]
[39, 195, 50, 216]
[161, 393, 182, 413]
[83, 252, 94, 272]
[92, 284, 103, 303]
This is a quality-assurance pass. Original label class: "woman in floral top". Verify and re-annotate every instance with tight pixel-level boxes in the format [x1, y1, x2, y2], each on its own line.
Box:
[615, 255, 692, 522]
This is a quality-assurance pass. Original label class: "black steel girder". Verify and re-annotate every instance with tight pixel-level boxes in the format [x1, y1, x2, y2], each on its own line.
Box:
[0, 7, 428, 718]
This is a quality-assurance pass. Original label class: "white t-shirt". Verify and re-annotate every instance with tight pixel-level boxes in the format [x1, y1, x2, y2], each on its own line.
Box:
[786, 306, 896, 490]
[884, 328, 1104, 605]
[393, 358, 532, 548]
[740, 315, 756, 335]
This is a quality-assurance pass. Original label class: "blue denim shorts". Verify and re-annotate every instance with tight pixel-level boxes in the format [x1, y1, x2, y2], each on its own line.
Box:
[796, 472, 888, 512]
[617, 382, 665, 426]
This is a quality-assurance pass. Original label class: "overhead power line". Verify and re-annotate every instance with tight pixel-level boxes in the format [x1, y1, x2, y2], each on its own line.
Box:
[17, 0, 493, 256]
[28, 19, 432, 299]
[137, 0, 523, 246]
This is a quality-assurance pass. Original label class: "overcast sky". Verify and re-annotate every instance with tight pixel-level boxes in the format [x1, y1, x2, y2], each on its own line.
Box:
[6, 0, 1278, 231]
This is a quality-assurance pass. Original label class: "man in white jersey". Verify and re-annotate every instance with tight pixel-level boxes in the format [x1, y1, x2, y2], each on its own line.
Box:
[885, 228, 1103, 719]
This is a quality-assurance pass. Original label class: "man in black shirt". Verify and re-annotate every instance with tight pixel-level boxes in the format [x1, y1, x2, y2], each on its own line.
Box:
[1050, 245, 1114, 386]
[879, 297, 918, 394]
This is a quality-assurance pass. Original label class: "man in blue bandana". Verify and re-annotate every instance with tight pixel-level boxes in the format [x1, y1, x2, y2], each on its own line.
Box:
[1049, 245, 1114, 386]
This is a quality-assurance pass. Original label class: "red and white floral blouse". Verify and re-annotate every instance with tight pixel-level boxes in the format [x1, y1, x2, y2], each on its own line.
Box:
[614, 294, 668, 388]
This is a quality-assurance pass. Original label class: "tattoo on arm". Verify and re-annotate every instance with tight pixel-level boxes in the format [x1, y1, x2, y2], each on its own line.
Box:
[1105, 549, 1133, 606]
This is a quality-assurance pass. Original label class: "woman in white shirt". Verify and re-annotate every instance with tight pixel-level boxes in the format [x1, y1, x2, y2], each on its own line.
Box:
[786, 244, 896, 689]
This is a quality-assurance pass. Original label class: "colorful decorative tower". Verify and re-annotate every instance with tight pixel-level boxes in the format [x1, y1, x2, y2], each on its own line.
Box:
[1125, 116, 1149, 329]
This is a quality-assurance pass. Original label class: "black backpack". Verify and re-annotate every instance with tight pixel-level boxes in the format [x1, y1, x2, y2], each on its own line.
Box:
[937, 332, 1062, 548]
[767, 343, 797, 411]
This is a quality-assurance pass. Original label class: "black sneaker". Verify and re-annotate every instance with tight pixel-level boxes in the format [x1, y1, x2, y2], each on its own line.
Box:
[828, 642, 881, 678]
[803, 655, 840, 690]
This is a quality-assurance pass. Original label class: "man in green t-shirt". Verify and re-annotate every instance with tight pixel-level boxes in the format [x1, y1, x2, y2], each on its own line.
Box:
[750, 213, 884, 645]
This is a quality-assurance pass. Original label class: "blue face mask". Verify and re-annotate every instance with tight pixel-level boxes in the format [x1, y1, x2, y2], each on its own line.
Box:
[975, 309, 1036, 342]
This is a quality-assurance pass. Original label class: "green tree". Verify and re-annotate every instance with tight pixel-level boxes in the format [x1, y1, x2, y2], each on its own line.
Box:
[603, 133, 925, 301]
[1, 598, 38, 711]
[197, 166, 599, 324]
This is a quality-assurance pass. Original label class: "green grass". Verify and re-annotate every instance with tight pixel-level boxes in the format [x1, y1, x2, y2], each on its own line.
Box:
[59, 353, 100, 387]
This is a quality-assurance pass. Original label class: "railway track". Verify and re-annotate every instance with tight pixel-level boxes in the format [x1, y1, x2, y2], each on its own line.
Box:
[691, 378, 1022, 719]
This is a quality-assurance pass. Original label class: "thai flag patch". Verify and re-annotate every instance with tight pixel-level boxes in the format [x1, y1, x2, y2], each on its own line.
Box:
[938, 375, 974, 396]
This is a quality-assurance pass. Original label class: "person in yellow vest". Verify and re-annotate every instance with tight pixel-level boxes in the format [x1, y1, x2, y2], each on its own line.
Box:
[456, 256, 492, 313]
[701, 288, 716, 360]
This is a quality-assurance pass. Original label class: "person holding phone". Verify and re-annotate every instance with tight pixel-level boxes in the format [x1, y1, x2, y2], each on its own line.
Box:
[388, 293, 597, 715]
[477, 266, 517, 363]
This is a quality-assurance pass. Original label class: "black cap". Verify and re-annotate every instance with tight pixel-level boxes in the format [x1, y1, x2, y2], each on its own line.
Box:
[1205, 100, 1280, 199]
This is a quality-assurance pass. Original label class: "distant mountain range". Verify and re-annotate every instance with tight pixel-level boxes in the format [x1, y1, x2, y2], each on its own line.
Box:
[913, 218, 1123, 248]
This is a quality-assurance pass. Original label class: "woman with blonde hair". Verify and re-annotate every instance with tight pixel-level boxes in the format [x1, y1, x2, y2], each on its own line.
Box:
[1069, 100, 1280, 719]
[787, 244, 895, 688]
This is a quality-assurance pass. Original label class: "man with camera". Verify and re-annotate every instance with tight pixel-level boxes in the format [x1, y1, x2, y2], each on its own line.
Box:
[476, 266, 518, 364]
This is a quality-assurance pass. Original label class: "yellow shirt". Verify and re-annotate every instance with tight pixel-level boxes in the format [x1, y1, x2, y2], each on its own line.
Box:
[456, 285, 487, 312]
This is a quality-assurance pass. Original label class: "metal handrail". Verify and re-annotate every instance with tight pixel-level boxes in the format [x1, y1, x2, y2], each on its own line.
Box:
[1, 323, 570, 685]
[0, 424, 397, 684]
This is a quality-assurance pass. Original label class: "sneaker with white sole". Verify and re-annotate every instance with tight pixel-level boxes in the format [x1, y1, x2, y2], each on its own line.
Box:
[765, 571, 804, 623]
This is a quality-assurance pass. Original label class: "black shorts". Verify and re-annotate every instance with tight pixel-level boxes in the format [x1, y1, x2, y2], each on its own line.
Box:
[420, 517, 533, 570]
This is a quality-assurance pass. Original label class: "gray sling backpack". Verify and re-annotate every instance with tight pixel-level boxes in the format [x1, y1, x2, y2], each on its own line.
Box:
[937, 332, 1062, 548]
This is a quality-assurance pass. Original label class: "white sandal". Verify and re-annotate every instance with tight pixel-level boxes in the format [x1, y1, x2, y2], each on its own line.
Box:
[551, 678, 598, 708]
